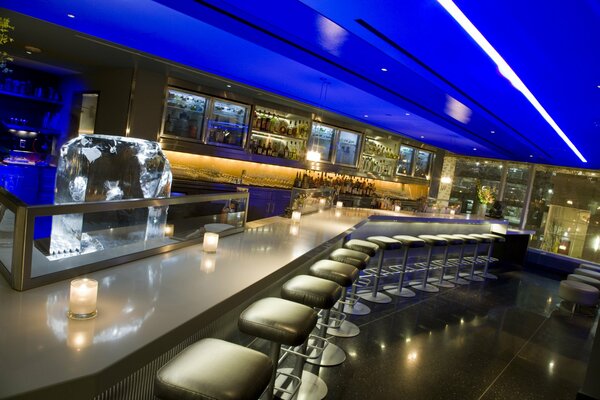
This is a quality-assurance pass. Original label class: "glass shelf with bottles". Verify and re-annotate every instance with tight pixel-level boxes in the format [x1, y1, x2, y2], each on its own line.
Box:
[162, 88, 207, 140]
[359, 136, 400, 176]
[249, 107, 310, 161]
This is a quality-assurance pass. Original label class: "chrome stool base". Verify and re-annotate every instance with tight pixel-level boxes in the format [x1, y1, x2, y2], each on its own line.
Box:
[459, 272, 485, 282]
[325, 320, 360, 338]
[443, 274, 470, 285]
[277, 368, 327, 400]
[409, 281, 440, 293]
[343, 301, 371, 315]
[306, 341, 346, 367]
[479, 272, 498, 279]
[432, 280, 455, 288]
[356, 290, 392, 304]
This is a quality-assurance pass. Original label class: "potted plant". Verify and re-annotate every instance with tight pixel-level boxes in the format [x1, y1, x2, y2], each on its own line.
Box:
[476, 181, 495, 217]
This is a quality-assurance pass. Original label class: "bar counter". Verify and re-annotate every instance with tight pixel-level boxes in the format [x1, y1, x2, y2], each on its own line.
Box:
[0, 208, 503, 399]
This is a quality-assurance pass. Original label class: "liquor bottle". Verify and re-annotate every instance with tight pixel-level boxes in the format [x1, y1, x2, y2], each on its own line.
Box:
[284, 143, 290, 159]
[257, 139, 264, 155]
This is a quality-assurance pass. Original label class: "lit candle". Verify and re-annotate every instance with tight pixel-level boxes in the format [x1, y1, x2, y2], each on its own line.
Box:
[394, 205, 401, 212]
[450, 209, 456, 215]
[336, 201, 343, 208]
[291, 211, 301, 222]
[164, 224, 174, 237]
[203, 232, 219, 253]
[68, 278, 98, 320]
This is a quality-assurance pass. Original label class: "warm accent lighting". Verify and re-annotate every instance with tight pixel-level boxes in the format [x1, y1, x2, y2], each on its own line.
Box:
[319, 198, 327, 206]
[200, 254, 216, 274]
[203, 232, 219, 253]
[441, 176, 452, 184]
[394, 205, 401, 212]
[450, 209, 456, 215]
[336, 201, 343, 208]
[437, 0, 587, 163]
[67, 319, 96, 350]
[292, 211, 302, 222]
[68, 278, 98, 320]
[289, 224, 299, 236]
[306, 151, 321, 162]
[164, 224, 174, 237]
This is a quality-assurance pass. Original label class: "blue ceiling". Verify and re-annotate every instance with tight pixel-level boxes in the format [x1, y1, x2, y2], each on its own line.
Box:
[1, 0, 599, 169]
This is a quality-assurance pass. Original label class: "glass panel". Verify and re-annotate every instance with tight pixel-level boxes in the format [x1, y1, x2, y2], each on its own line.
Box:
[205, 99, 249, 147]
[414, 150, 432, 178]
[162, 88, 207, 140]
[78, 93, 98, 135]
[503, 164, 529, 226]
[249, 106, 309, 161]
[360, 135, 399, 176]
[335, 130, 360, 166]
[307, 123, 335, 162]
[397, 146, 414, 175]
[525, 167, 600, 263]
[0, 207, 15, 272]
[30, 197, 247, 278]
[449, 158, 502, 214]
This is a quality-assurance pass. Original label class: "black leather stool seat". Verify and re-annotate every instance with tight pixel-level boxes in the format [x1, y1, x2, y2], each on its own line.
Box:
[468, 233, 493, 243]
[366, 236, 403, 250]
[282, 275, 342, 310]
[418, 235, 449, 246]
[453, 234, 479, 244]
[155, 338, 273, 400]
[309, 260, 358, 287]
[239, 298, 317, 347]
[344, 239, 378, 256]
[437, 234, 465, 245]
[482, 233, 506, 243]
[330, 248, 369, 269]
[392, 235, 426, 248]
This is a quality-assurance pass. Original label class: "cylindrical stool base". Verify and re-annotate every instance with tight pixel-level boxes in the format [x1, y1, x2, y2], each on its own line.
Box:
[356, 291, 392, 304]
[460, 273, 485, 282]
[343, 301, 371, 315]
[444, 274, 470, 285]
[277, 368, 327, 400]
[479, 272, 498, 279]
[383, 285, 416, 298]
[306, 342, 346, 367]
[326, 320, 360, 338]
[433, 280, 455, 288]
[409, 281, 440, 293]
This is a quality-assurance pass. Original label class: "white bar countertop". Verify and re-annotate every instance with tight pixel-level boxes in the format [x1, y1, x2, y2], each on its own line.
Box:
[0, 208, 501, 398]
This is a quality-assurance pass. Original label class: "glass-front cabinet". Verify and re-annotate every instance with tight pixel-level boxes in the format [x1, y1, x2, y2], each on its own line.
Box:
[205, 99, 250, 148]
[162, 88, 207, 140]
[307, 123, 336, 163]
[397, 146, 415, 175]
[414, 149, 433, 178]
[360, 135, 399, 177]
[161, 87, 250, 149]
[248, 107, 310, 161]
[335, 129, 361, 166]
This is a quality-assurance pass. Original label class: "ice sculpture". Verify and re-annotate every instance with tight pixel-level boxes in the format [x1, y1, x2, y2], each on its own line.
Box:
[49, 135, 172, 258]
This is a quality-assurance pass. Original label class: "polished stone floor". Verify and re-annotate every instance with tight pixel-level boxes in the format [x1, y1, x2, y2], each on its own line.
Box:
[248, 268, 598, 400]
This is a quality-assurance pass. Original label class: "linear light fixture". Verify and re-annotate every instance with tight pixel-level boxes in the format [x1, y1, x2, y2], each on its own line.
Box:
[437, 0, 587, 163]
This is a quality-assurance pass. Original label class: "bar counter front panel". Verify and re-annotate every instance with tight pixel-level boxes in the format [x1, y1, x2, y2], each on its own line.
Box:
[0, 209, 505, 399]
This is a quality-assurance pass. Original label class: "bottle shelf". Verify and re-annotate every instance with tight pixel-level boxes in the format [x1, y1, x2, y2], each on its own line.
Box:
[251, 130, 307, 141]
[166, 105, 205, 114]
[361, 153, 398, 161]
[0, 89, 63, 106]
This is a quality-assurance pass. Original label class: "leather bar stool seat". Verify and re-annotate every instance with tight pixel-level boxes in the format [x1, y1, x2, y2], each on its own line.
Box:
[568, 273, 600, 290]
[580, 263, 600, 273]
[393, 235, 426, 248]
[437, 234, 465, 246]
[452, 234, 479, 245]
[309, 260, 359, 287]
[366, 235, 404, 250]
[482, 233, 506, 243]
[418, 235, 449, 247]
[282, 275, 342, 310]
[574, 268, 600, 281]
[468, 233, 493, 243]
[344, 239, 379, 257]
[329, 248, 369, 270]
[559, 280, 599, 314]
[155, 338, 273, 400]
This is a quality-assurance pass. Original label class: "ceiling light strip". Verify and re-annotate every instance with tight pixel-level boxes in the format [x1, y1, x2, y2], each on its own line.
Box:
[437, 0, 587, 163]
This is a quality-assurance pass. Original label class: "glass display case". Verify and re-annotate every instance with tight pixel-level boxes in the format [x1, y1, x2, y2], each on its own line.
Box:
[503, 164, 529, 226]
[248, 106, 310, 161]
[205, 99, 250, 148]
[306, 123, 335, 162]
[397, 146, 415, 175]
[414, 149, 433, 178]
[360, 135, 399, 177]
[335, 129, 361, 166]
[162, 88, 207, 140]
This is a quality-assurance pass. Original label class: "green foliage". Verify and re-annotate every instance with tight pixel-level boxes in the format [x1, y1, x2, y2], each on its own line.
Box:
[0, 17, 14, 73]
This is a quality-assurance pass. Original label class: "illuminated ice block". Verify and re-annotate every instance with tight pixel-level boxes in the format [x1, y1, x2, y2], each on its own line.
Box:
[49, 135, 172, 258]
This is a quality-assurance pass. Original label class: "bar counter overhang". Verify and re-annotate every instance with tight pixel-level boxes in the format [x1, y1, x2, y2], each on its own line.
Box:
[0, 208, 506, 399]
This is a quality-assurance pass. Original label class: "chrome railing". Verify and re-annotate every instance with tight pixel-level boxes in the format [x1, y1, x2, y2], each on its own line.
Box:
[0, 188, 249, 291]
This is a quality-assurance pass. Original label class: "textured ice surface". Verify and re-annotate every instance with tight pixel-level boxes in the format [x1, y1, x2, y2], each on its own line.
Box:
[49, 135, 172, 258]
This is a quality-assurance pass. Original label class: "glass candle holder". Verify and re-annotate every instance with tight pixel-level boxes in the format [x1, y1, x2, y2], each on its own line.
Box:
[336, 201, 343, 208]
[68, 278, 98, 320]
[394, 205, 401, 213]
[203, 232, 219, 253]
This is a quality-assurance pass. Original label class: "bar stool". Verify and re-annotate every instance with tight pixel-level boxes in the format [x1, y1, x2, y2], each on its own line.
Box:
[479, 233, 505, 279]
[468, 234, 494, 279]
[453, 234, 485, 282]
[409, 235, 448, 293]
[439, 234, 474, 286]
[239, 298, 317, 400]
[155, 338, 273, 400]
[383, 235, 425, 297]
[430, 234, 464, 288]
[309, 259, 360, 341]
[329, 247, 372, 316]
[280, 275, 342, 398]
[359, 236, 403, 303]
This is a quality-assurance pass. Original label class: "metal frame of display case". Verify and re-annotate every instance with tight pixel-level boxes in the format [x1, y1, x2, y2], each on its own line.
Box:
[307, 122, 362, 167]
[0, 188, 249, 291]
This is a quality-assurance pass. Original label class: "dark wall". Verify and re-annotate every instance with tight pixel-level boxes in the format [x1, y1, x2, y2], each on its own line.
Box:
[128, 68, 167, 142]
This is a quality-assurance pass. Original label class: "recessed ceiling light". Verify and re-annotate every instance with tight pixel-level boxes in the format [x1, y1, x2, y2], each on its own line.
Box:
[473, 148, 477, 151]
[67, 13, 75, 18]
[490, 130, 495, 134]
[529, 154, 533, 158]
[597, 85, 600, 89]
[25, 51, 32, 55]
[226, 84, 232, 88]
[420, 135, 425, 139]
[381, 67, 388, 72]
[438, 0, 587, 163]
[405, 112, 411, 116]
[363, 114, 368, 118]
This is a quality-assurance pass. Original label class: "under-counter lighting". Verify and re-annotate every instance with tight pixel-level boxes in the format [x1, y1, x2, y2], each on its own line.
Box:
[441, 176, 452, 184]
[68, 278, 98, 320]
[567, 200, 573, 205]
[292, 211, 302, 222]
[437, 0, 587, 163]
[306, 151, 321, 162]
[203, 232, 219, 253]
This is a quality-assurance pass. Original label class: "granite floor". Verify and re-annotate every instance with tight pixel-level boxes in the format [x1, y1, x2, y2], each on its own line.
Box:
[247, 267, 598, 400]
